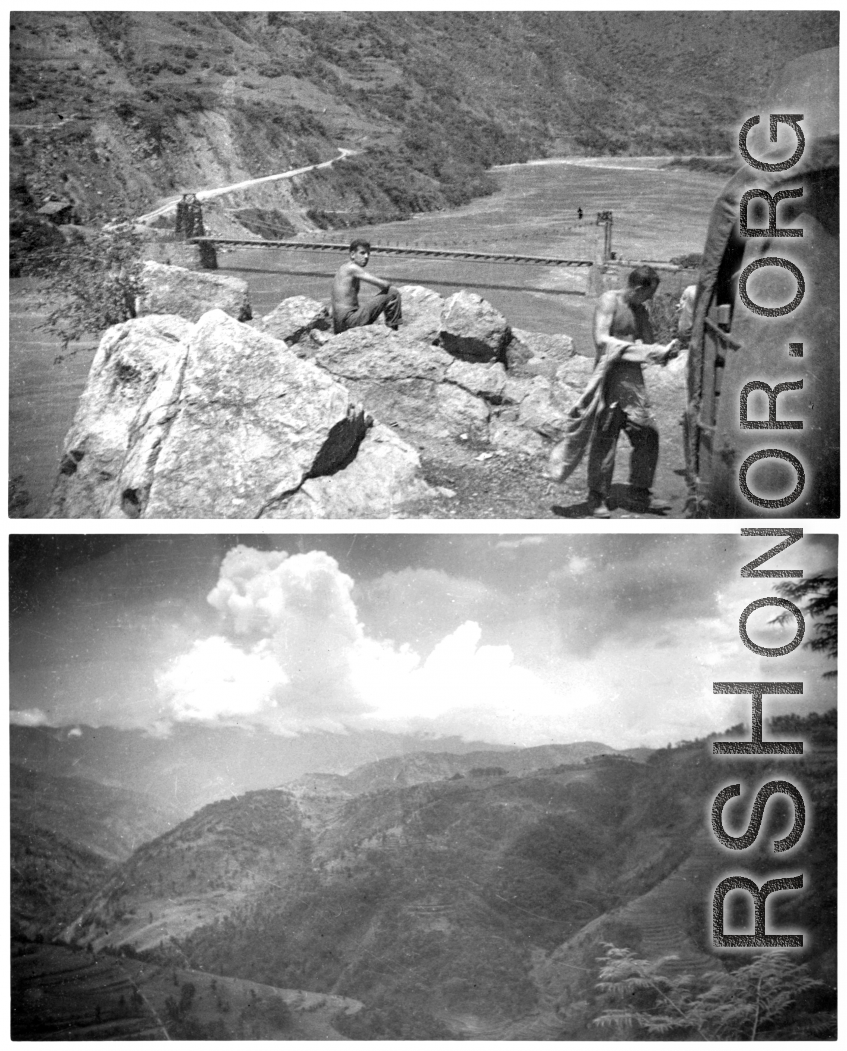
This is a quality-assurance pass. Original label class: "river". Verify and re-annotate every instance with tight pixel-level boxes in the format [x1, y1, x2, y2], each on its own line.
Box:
[10, 157, 727, 516]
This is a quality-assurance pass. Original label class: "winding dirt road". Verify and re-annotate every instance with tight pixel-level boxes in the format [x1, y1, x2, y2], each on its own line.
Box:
[136, 147, 356, 224]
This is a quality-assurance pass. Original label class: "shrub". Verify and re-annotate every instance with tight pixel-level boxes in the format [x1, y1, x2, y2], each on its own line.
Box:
[10, 215, 65, 277]
[593, 944, 834, 1040]
[26, 224, 146, 358]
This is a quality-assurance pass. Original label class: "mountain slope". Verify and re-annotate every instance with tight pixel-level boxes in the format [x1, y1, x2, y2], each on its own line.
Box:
[65, 765, 628, 1032]
[59, 718, 835, 1039]
[56, 758, 694, 1033]
[10, 763, 182, 937]
[63, 790, 313, 951]
[10, 11, 837, 232]
[11, 763, 181, 861]
[11, 822, 113, 939]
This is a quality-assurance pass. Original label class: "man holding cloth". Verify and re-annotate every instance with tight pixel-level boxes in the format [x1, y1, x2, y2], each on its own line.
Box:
[585, 265, 679, 518]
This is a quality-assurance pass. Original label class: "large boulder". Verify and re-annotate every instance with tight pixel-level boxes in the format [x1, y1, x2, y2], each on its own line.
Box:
[144, 313, 363, 518]
[445, 359, 508, 402]
[49, 309, 429, 519]
[135, 261, 252, 322]
[313, 326, 490, 450]
[255, 295, 332, 345]
[49, 314, 193, 518]
[315, 326, 453, 383]
[397, 284, 444, 343]
[439, 290, 511, 362]
[269, 424, 429, 518]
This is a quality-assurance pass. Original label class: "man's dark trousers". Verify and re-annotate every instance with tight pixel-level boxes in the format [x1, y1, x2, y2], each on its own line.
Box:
[333, 290, 402, 334]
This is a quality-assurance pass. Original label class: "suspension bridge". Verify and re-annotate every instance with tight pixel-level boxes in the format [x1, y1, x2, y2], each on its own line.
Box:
[188, 237, 598, 269]
[143, 149, 691, 285]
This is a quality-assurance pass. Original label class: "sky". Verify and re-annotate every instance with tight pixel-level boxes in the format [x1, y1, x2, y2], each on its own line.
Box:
[9, 532, 837, 750]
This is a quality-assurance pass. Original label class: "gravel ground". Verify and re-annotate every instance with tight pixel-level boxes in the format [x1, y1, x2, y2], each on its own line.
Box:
[403, 364, 691, 521]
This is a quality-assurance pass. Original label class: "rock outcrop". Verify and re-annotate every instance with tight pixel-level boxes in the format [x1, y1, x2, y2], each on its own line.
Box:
[50, 314, 193, 518]
[312, 327, 490, 452]
[438, 290, 511, 362]
[269, 424, 427, 518]
[50, 283, 627, 518]
[252, 290, 598, 462]
[49, 309, 430, 519]
[254, 295, 332, 346]
[135, 261, 252, 323]
[397, 284, 444, 343]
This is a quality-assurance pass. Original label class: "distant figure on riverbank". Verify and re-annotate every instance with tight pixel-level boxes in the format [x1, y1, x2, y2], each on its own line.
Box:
[175, 193, 205, 239]
[586, 265, 680, 518]
[577, 207, 583, 220]
[331, 239, 402, 334]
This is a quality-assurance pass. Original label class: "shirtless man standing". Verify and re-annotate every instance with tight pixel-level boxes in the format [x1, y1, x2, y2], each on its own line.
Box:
[331, 240, 402, 334]
[586, 265, 679, 518]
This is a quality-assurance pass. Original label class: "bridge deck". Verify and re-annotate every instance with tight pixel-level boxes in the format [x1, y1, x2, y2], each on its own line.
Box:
[190, 237, 595, 268]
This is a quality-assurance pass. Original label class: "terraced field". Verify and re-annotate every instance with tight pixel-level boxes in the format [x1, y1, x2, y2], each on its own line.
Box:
[11, 942, 363, 1040]
[11, 944, 167, 1040]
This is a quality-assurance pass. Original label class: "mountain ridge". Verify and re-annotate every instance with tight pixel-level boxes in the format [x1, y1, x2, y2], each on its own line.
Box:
[10, 722, 513, 817]
[10, 11, 837, 238]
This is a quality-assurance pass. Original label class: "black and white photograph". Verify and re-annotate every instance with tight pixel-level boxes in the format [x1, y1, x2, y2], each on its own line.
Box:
[9, 533, 837, 1039]
[7, 7, 840, 1046]
[8, 10, 839, 520]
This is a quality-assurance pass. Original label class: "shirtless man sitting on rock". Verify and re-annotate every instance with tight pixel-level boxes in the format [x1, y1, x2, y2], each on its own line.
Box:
[331, 239, 402, 335]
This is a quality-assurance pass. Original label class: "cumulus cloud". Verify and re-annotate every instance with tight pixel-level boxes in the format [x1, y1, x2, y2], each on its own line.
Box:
[157, 548, 375, 731]
[158, 636, 290, 721]
[11, 535, 835, 748]
[357, 566, 497, 648]
[151, 540, 837, 749]
[157, 548, 575, 745]
[356, 621, 540, 717]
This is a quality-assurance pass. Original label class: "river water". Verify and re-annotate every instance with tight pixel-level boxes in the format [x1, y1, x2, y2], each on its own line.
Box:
[10, 157, 727, 515]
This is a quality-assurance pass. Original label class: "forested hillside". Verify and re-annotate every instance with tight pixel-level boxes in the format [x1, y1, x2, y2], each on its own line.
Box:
[29, 712, 833, 1040]
[10, 11, 837, 233]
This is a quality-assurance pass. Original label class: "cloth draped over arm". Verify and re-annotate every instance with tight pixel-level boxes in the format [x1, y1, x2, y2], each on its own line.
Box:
[547, 339, 629, 482]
